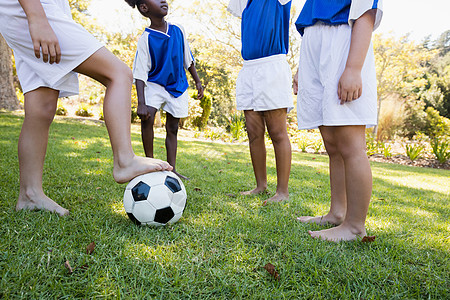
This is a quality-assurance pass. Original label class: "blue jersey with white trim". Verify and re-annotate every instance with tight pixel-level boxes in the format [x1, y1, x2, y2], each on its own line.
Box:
[241, 0, 291, 60]
[146, 24, 190, 98]
[295, 0, 381, 36]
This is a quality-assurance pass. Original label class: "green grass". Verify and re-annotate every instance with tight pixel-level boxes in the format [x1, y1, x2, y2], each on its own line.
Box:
[0, 112, 449, 299]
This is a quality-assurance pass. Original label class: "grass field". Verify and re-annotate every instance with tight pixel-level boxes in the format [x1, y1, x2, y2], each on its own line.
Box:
[0, 112, 449, 299]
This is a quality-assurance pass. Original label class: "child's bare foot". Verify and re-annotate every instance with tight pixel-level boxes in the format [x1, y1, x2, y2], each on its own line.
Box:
[308, 223, 366, 242]
[172, 170, 189, 181]
[241, 187, 267, 196]
[262, 192, 289, 206]
[113, 155, 173, 183]
[296, 213, 344, 226]
[16, 192, 69, 216]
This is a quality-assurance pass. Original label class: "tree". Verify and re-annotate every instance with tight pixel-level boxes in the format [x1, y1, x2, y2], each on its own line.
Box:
[372, 33, 436, 138]
[0, 34, 19, 111]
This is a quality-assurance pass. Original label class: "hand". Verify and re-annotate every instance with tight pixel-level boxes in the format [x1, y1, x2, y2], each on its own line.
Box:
[28, 19, 61, 64]
[196, 82, 204, 99]
[136, 104, 151, 121]
[338, 67, 362, 105]
[293, 69, 299, 95]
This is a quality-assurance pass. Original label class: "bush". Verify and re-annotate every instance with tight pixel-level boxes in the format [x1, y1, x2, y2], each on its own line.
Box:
[401, 99, 427, 139]
[131, 106, 138, 123]
[75, 104, 93, 117]
[191, 91, 212, 130]
[430, 137, 450, 163]
[228, 112, 246, 140]
[55, 104, 67, 116]
[377, 97, 404, 140]
[405, 143, 424, 161]
[424, 106, 450, 138]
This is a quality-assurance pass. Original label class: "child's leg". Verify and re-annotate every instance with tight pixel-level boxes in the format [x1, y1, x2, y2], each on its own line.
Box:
[73, 47, 172, 183]
[165, 113, 187, 180]
[308, 125, 371, 241]
[263, 108, 291, 204]
[242, 110, 267, 195]
[16, 87, 69, 216]
[140, 106, 158, 157]
[297, 126, 347, 225]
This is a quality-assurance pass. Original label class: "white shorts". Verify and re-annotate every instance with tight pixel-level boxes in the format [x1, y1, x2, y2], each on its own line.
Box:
[297, 23, 378, 130]
[0, 0, 103, 98]
[144, 82, 189, 118]
[236, 54, 294, 112]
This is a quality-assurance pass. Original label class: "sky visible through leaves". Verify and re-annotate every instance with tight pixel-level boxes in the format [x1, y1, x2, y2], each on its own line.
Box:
[89, 0, 450, 42]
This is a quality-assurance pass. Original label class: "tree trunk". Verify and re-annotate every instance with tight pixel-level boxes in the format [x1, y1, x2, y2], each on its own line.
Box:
[0, 34, 20, 111]
[373, 95, 382, 139]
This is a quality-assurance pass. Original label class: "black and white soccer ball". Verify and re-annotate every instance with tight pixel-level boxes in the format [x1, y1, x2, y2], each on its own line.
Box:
[123, 171, 187, 226]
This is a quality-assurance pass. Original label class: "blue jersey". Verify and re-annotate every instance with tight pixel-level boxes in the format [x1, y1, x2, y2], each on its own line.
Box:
[238, 0, 292, 60]
[133, 23, 194, 98]
[296, 0, 382, 36]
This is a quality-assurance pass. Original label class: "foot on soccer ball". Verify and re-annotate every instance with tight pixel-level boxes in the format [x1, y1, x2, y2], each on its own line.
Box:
[16, 193, 69, 216]
[262, 192, 289, 206]
[113, 155, 173, 184]
[240, 187, 267, 196]
[308, 224, 366, 242]
[296, 213, 344, 226]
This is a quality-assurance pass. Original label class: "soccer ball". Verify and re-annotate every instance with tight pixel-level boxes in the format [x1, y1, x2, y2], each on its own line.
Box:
[123, 171, 187, 226]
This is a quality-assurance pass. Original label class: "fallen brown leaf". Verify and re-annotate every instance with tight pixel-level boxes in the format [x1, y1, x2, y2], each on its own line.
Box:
[193, 187, 202, 192]
[64, 260, 73, 274]
[86, 242, 95, 255]
[263, 263, 280, 280]
[361, 236, 376, 243]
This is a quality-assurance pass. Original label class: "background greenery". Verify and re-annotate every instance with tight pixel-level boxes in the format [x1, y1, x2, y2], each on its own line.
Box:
[0, 113, 448, 299]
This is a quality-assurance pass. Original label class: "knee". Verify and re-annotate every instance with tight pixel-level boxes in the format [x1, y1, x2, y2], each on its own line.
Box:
[339, 144, 366, 160]
[108, 61, 133, 86]
[34, 101, 57, 124]
[166, 121, 179, 136]
[268, 130, 288, 144]
[324, 141, 339, 157]
[247, 130, 265, 144]
[118, 63, 133, 83]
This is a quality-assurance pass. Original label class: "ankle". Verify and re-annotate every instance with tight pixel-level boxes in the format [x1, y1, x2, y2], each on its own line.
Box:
[114, 153, 135, 169]
[19, 187, 42, 201]
[341, 221, 366, 236]
[328, 211, 346, 224]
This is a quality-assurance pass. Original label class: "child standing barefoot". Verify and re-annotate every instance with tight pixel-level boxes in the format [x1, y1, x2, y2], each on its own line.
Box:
[228, 0, 293, 205]
[0, 0, 172, 216]
[124, 0, 204, 181]
[293, 0, 383, 241]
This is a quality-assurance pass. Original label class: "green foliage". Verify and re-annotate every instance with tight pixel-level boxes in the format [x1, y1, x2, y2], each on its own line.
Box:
[191, 92, 212, 130]
[55, 104, 68, 116]
[227, 112, 246, 141]
[189, 48, 236, 127]
[405, 143, 424, 161]
[430, 138, 450, 163]
[297, 137, 310, 153]
[379, 142, 392, 158]
[401, 99, 428, 139]
[75, 104, 93, 117]
[311, 140, 323, 153]
[131, 106, 138, 123]
[424, 106, 450, 138]
[366, 132, 379, 155]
